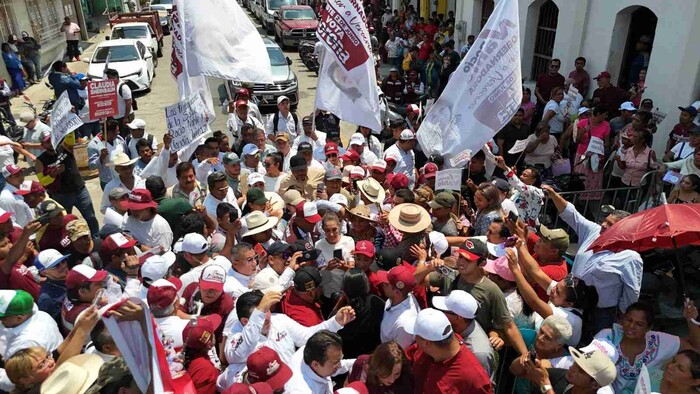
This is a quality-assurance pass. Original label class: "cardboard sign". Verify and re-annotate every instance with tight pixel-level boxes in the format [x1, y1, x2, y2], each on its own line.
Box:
[435, 169, 463, 191]
[508, 139, 530, 154]
[165, 93, 211, 151]
[450, 149, 472, 167]
[586, 136, 605, 156]
[50, 91, 84, 149]
[88, 79, 118, 119]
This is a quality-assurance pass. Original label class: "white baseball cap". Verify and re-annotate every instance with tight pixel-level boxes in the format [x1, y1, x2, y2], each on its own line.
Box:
[432, 290, 479, 320]
[399, 129, 415, 140]
[242, 143, 260, 157]
[349, 133, 366, 147]
[180, 233, 209, 254]
[619, 101, 637, 112]
[247, 172, 265, 186]
[277, 96, 290, 104]
[371, 159, 387, 172]
[251, 266, 284, 293]
[126, 118, 146, 129]
[404, 308, 454, 341]
[578, 107, 590, 116]
[569, 343, 618, 387]
[35, 249, 69, 272]
[141, 254, 175, 282]
[329, 193, 348, 206]
[428, 231, 449, 257]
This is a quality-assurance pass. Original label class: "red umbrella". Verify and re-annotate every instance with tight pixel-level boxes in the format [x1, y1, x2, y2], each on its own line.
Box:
[588, 203, 700, 253]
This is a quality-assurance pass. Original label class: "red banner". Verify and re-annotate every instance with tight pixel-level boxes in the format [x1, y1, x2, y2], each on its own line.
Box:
[88, 79, 118, 119]
[316, 0, 370, 72]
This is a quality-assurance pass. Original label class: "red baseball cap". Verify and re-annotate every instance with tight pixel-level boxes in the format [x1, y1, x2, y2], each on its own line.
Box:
[247, 346, 293, 390]
[199, 264, 226, 292]
[374, 270, 389, 285]
[390, 173, 409, 189]
[335, 381, 370, 394]
[422, 163, 438, 179]
[455, 248, 481, 261]
[237, 88, 250, 96]
[146, 278, 182, 310]
[295, 201, 322, 224]
[354, 240, 375, 258]
[125, 189, 158, 210]
[1, 164, 21, 178]
[224, 383, 273, 394]
[14, 180, 45, 196]
[324, 142, 339, 156]
[235, 99, 248, 108]
[594, 71, 611, 80]
[100, 233, 138, 256]
[182, 314, 222, 350]
[341, 150, 360, 163]
[0, 207, 13, 224]
[388, 265, 416, 291]
[65, 264, 108, 289]
[384, 154, 398, 164]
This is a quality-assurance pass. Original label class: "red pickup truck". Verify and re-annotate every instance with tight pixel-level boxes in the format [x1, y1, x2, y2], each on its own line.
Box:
[274, 5, 318, 48]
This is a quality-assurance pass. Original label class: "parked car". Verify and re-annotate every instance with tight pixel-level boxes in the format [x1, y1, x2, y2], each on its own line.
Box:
[109, 11, 164, 57]
[148, 5, 171, 35]
[274, 5, 317, 47]
[109, 22, 160, 65]
[261, 0, 297, 32]
[148, 0, 172, 12]
[227, 37, 298, 112]
[86, 39, 155, 92]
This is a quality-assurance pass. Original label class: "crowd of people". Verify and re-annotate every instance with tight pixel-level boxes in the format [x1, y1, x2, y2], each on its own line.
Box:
[0, 1, 698, 394]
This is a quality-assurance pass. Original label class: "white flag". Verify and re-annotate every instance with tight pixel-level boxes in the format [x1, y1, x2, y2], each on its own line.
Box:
[417, 0, 522, 158]
[315, 0, 381, 132]
[180, 0, 272, 83]
[170, 3, 215, 118]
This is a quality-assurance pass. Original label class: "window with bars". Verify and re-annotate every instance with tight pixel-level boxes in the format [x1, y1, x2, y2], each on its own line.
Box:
[0, 0, 17, 42]
[531, 0, 559, 80]
[480, 0, 494, 29]
[26, 0, 64, 45]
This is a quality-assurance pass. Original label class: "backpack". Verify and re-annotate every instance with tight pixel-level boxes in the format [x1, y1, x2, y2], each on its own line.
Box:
[118, 83, 138, 111]
[273, 111, 298, 134]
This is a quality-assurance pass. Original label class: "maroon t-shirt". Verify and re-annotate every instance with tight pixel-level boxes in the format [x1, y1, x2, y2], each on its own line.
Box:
[280, 290, 324, 327]
[187, 356, 219, 394]
[61, 298, 91, 333]
[536, 73, 565, 102]
[347, 355, 415, 394]
[38, 214, 78, 253]
[0, 262, 40, 300]
[412, 343, 492, 394]
[592, 86, 629, 116]
[181, 282, 234, 343]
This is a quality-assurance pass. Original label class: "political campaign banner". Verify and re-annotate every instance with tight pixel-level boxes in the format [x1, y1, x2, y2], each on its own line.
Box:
[50, 91, 83, 149]
[165, 93, 211, 151]
[315, 0, 382, 131]
[435, 169, 463, 191]
[417, 0, 522, 159]
[87, 79, 118, 119]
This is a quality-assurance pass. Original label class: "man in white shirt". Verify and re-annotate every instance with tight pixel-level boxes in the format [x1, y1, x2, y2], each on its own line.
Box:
[348, 132, 378, 166]
[18, 111, 49, 167]
[266, 96, 300, 142]
[665, 127, 699, 162]
[292, 116, 326, 152]
[0, 165, 34, 226]
[122, 188, 173, 252]
[284, 330, 356, 393]
[176, 233, 236, 295]
[203, 171, 241, 222]
[384, 129, 417, 189]
[377, 265, 420, 349]
[223, 291, 356, 388]
[100, 151, 142, 213]
[106, 68, 133, 134]
[60, 16, 81, 61]
[125, 119, 158, 158]
[87, 119, 128, 189]
[147, 278, 189, 349]
[274, 133, 293, 172]
[228, 99, 264, 141]
[241, 143, 266, 175]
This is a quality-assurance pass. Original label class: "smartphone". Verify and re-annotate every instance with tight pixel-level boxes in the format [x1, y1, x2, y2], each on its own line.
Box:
[529, 350, 537, 363]
[333, 249, 343, 260]
[254, 243, 268, 259]
[505, 236, 518, 247]
[507, 210, 518, 223]
[436, 265, 452, 276]
[37, 212, 52, 225]
[317, 183, 326, 193]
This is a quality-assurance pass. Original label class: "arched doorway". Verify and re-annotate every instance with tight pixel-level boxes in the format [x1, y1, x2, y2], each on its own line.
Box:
[618, 7, 657, 89]
[530, 0, 559, 80]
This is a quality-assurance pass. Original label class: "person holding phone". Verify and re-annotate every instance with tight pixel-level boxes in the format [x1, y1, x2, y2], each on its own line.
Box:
[315, 212, 356, 310]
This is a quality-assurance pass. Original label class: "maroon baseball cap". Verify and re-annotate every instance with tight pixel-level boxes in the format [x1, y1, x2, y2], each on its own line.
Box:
[295, 201, 322, 224]
[354, 240, 375, 258]
[125, 189, 158, 210]
[324, 142, 339, 156]
[146, 278, 182, 310]
[422, 163, 438, 179]
[387, 265, 416, 291]
[0, 207, 13, 224]
[1, 164, 21, 178]
[235, 99, 248, 108]
[335, 381, 370, 394]
[199, 264, 226, 292]
[13, 180, 45, 196]
[390, 173, 409, 189]
[237, 88, 250, 96]
[182, 314, 222, 350]
[341, 150, 360, 163]
[101, 233, 138, 256]
[594, 71, 611, 80]
[247, 346, 293, 390]
[223, 383, 273, 394]
[65, 264, 108, 289]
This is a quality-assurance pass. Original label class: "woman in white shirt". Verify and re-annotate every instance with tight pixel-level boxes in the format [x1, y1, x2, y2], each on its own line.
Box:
[524, 122, 558, 170]
[315, 212, 355, 301]
[542, 86, 566, 136]
[262, 151, 287, 193]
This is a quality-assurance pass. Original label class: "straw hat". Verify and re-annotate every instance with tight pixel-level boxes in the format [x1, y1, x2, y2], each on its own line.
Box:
[347, 205, 377, 222]
[357, 178, 386, 203]
[242, 211, 279, 237]
[388, 203, 431, 233]
[40, 354, 104, 394]
[106, 151, 138, 167]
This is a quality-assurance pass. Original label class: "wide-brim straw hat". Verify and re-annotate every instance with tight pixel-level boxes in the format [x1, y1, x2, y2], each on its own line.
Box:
[242, 211, 280, 237]
[388, 203, 431, 233]
[40, 354, 104, 394]
[357, 178, 386, 203]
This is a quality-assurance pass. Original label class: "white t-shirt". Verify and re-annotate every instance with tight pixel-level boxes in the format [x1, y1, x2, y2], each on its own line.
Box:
[22, 121, 50, 166]
[544, 100, 565, 134]
[671, 141, 696, 161]
[123, 213, 174, 252]
[0, 136, 15, 168]
[263, 173, 286, 193]
[501, 198, 518, 217]
[62, 22, 80, 40]
[127, 133, 158, 158]
[116, 82, 134, 119]
[154, 315, 190, 349]
[524, 134, 558, 168]
[315, 236, 355, 298]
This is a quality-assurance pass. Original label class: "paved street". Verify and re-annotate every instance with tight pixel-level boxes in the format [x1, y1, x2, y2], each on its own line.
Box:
[13, 6, 355, 223]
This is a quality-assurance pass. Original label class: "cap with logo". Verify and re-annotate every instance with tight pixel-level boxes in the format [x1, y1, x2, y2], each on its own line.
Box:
[387, 265, 415, 291]
[182, 314, 222, 350]
[293, 266, 322, 292]
[246, 346, 293, 389]
[34, 249, 69, 272]
[593, 71, 611, 80]
[107, 187, 128, 201]
[275, 132, 290, 142]
[235, 99, 248, 108]
[13, 180, 45, 196]
[291, 240, 321, 262]
[350, 166, 365, 180]
[37, 199, 65, 217]
[1, 164, 21, 178]
[297, 142, 313, 152]
[569, 346, 617, 387]
[429, 191, 456, 209]
[354, 240, 375, 258]
[223, 152, 241, 165]
[389, 173, 409, 189]
[247, 172, 265, 187]
[399, 129, 415, 140]
[100, 233, 138, 256]
[141, 254, 176, 282]
[456, 238, 489, 261]
[406, 104, 420, 115]
[0, 290, 34, 317]
[492, 178, 510, 193]
[341, 150, 360, 163]
[296, 201, 321, 223]
[538, 224, 570, 253]
[125, 189, 158, 210]
[432, 290, 479, 320]
[324, 142, 339, 156]
[237, 88, 250, 96]
[404, 308, 454, 341]
[126, 119, 146, 129]
[66, 264, 108, 289]
[247, 188, 268, 205]
[199, 264, 227, 292]
[349, 133, 366, 147]
[325, 167, 342, 181]
[252, 267, 285, 294]
[679, 105, 699, 117]
[180, 233, 209, 254]
[422, 162, 438, 179]
[371, 159, 387, 172]
[242, 143, 260, 157]
[146, 278, 181, 310]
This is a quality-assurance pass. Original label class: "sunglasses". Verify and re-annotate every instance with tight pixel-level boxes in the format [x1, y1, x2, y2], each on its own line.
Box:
[564, 274, 579, 300]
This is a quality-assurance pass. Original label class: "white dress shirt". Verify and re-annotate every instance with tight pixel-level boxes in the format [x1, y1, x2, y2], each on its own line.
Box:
[283, 345, 355, 394]
[203, 188, 241, 222]
[100, 175, 145, 214]
[266, 111, 300, 142]
[0, 184, 34, 226]
[380, 293, 420, 349]
[384, 143, 416, 188]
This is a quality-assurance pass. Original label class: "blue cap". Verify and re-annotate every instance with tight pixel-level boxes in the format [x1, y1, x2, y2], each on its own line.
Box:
[34, 249, 70, 272]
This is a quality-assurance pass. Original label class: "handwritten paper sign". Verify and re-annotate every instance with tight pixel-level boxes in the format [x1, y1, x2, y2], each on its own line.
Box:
[435, 169, 463, 191]
[50, 91, 84, 149]
[586, 136, 605, 156]
[482, 144, 498, 163]
[450, 149, 472, 167]
[165, 94, 211, 151]
[88, 79, 118, 119]
[508, 139, 530, 154]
